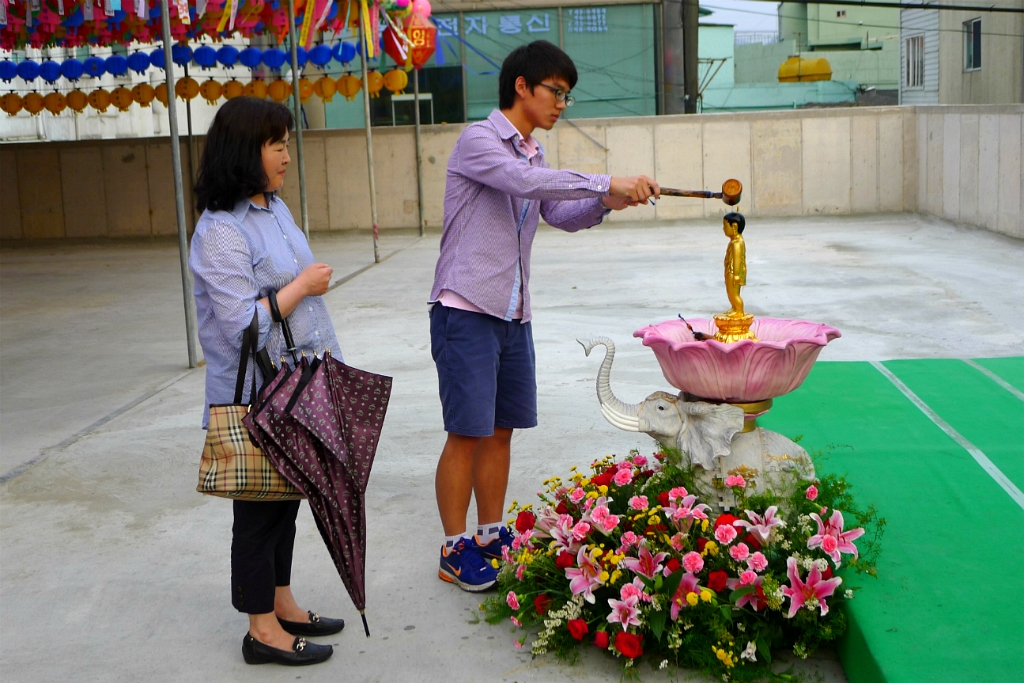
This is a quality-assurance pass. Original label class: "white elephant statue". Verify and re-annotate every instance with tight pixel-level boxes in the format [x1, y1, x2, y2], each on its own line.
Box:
[580, 337, 815, 511]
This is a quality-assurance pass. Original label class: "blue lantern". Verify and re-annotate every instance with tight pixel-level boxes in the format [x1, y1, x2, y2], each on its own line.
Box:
[150, 48, 166, 69]
[216, 45, 239, 67]
[309, 44, 333, 68]
[333, 41, 357, 65]
[63, 7, 86, 28]
[239, 47, 263, 69]
[294, 47, 308, 68]
[193, 45, 218, 69]
[261, 48, 287, 70]
[105, 54, 129, 77]
[39, 61, 62, 83]
[60, 59, 85, 81]
[171, 44, 193, 66]
[83, 57, 106, 78]
[16, 60, 41, 81]
[127, 51, 151, 75]
[0, 60, 18, 83]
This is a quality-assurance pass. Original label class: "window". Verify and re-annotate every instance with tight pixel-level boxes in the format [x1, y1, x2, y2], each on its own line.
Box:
[905, 35, 925, 88]
[836, 10, 846, 17]
[964, 18, 981, 70]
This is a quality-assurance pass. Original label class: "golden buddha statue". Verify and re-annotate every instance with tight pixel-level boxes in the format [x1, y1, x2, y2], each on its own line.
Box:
[714, 212, 758, 343]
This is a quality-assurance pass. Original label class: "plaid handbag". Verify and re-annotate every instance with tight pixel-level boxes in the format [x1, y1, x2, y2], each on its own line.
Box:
[197, 310, 303, 501]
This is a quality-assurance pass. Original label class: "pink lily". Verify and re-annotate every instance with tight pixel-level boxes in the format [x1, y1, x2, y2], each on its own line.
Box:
[531, 505, 559, 539]
[669, 572, 701, 620]
[550, 514, 578, 552]
[781, 557, 843, 617]
[667, 494, 711, 533]
[734, 506, 785, 542]
[607, 594, 642, 628]
[807, 509, 865, 566]
[620, 545, 668, 579]
[565, 546, 603, 603]
[726, 574, 767, 611]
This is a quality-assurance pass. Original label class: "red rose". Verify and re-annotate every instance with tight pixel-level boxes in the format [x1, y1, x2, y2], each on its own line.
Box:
[593, 631, 610, 649]
[657, 491, 670, 507]
[534, 594, 552, 616]
[664, 558, 681, 575]
[515, 511, 536, 534]
[567, 618, 589, 641]
[614, 631, 644, 659]
[707, 570, 729, 592]
[592, 470, 615, 487]
[822, 565, 834, 580]
[714, 513, 739, 529]
[555, 551, 575, 569]
[697, 537, 708, 552]
[744, 533, 762, 551]
[555, 501, 570, 515]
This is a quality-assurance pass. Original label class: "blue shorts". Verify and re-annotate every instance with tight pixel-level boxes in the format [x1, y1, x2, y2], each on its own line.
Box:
[429, 304, 538, 437]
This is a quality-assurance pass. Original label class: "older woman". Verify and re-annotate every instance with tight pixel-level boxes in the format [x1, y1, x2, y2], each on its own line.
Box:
[189, 97, 343, 667]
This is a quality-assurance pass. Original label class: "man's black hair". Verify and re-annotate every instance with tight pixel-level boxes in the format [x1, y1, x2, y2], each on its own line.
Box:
[194, 97, 293, 213]
[498, 40, 578, 110]
[724, 212, 746, 234]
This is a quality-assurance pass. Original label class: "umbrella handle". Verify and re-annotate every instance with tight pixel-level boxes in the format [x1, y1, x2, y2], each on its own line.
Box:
[361, 610, 370, 638]
[268, 291, 300, 365]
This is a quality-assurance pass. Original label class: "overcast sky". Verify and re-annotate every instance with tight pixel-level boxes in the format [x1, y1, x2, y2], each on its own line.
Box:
[701, 0, 781, 32]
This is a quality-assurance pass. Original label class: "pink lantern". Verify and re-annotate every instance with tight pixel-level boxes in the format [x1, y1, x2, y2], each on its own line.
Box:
[411, 0, 431, 18]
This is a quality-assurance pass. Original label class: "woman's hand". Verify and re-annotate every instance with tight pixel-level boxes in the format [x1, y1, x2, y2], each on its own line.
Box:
[297, 263, 333, 297]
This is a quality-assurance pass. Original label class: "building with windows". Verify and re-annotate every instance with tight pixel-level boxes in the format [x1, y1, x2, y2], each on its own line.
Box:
[899, 0, 1024, 104]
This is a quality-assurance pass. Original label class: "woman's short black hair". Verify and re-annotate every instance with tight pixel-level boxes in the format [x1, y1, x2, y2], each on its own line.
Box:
[498, 40, 578, 110]
[724, 211, 746, 234]
[194, 97, 293, 214]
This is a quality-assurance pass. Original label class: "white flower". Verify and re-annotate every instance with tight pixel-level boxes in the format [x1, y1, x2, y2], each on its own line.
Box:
[845, 589, 854, 599]
[659, 660, 669, 670]
[736, 622, 746, 633]
[741, 641, 757, 662]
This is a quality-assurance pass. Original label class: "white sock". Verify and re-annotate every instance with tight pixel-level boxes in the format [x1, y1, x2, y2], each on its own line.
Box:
[476, 522, 503, 545]
[444, 533, 464, 552]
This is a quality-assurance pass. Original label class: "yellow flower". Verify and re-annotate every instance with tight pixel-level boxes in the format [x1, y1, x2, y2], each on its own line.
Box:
[570, 465, 578, 472]
[686, 592, 699, 606]
[491, 559, 499, 569]
[700, 589, 713, 603]
[701, 519, 709, 532]
[590, 547, 603, 558]
[587, 491, 599, 499]
[661, 534, 672, 545]
[608, 553, 622, 566]
[610, 569, 622, 584]
[580, 478, 591, 486]
[599, 570, 610, 583]
[702, 541, 719, 557]
[648, 514, 661, 525]
[598, 485, 609, 496]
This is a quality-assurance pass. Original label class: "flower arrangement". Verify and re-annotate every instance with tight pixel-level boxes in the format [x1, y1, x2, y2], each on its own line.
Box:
[483, 450, 883, 681]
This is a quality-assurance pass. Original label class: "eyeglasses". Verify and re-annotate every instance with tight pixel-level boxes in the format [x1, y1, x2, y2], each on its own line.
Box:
[537, 83, 575, 107]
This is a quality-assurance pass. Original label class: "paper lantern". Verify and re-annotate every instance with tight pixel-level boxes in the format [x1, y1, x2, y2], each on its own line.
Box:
[337, 73, 361, 101]
[67, 89, 88, 112]
[333, 41, 356, 65]
[243, 79, 268, 99]
[366, 70, 384, 98]
[313, 75, 336, 102]
[193, 45, 218, 69]
[217, 45, 240, 67]
[0, 60, 18, 82]
[127, 51, 151, 74]
[383, 68, 408, 95]
[43, 92, 67, 115]
[383, 25, 409, 66]
[110, 86, 134, 111]
[87, 88, 112, 112]
[132, 82, 156, 107]
[22, 92, 44, 115]
[200, 79, 223, 104]
[172, 44, 194, 67]
[405, 12, 437, 70]
[239, 47, 263, 69]
[155, 83, 168, 106]
[150, 48, 166, 70]
[223, 79, 245, 100]
[39, 60, 62, 83]
[294, 47, 308, 68]
[309, 44, 333, 68]
[267, 78, 292, 102]
[60, 58, 85, 81]
[83, 56, 106, 78]
[175, 77, 200, 101]
[16, 60, 41, 81]
[262, 48, 287, 71]
[105, 54, 129, 76]
[0, 93, 23, 116]
[298, 77, 314, 103]
[411, 0, 431, 18]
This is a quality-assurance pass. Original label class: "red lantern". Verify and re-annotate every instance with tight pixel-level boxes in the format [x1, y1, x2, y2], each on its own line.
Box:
[404, 12, 436, 70]
[383, 25, 409, 67]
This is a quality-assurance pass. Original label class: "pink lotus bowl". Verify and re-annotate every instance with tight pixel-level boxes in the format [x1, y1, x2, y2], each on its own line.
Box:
[633, 318, 841, 403]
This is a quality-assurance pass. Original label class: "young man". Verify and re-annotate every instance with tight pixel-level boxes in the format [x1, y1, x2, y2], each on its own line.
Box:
[429, 40, 660, 592]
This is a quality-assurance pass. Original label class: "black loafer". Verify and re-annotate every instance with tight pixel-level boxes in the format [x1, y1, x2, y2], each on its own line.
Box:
[241, 633, 333, 666]
[279, 611, 346, 637]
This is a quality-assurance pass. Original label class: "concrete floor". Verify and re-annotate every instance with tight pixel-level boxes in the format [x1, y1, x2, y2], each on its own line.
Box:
[2, 213, 1022, 683]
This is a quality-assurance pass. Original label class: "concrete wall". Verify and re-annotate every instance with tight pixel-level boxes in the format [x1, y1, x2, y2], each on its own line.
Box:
[937, 3, 1024, 105]
[2, 105, 1021, 240]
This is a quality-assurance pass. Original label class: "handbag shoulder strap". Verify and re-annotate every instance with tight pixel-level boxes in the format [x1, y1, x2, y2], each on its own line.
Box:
[233, 310, 261, 405]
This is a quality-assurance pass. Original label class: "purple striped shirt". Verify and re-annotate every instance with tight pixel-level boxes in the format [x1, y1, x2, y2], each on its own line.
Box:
[430, 109, 612, 323]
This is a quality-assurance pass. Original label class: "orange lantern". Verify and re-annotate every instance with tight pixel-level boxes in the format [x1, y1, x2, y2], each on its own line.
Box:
[155, 83, 169, 106]
[404, 12, 437, 70]
[383, 68, 408, 95]
[88, 88, 112, 112]
[0, 93, 23, 116]
[175, 77, 200, 101]
[244, 79, 268, 99]
[23, 92, 45, 116]
[199, 79, 223, 104]
[132, 83, 156, 107]
[43, 92, 67, 115]
[313, 75, 337, 102]
[298, 77, 314, 104]
[267, 79, 292, 103]
[223, 79, 245, 100]
[111, 86, 134, 112]
[337, 74, 361, 101]
[366, 70, 384, 98]
[66, 89, 88, 113]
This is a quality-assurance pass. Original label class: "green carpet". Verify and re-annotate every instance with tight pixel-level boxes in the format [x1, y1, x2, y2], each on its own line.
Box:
[760, 358, 1024, 683]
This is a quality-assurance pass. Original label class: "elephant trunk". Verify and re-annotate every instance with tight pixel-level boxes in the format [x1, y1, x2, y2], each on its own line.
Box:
[578, 337, 641, 432]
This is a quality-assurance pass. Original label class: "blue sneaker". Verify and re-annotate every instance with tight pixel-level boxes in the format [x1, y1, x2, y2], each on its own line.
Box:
[438, 539, 498, 592]
[473, 526, 514, 562]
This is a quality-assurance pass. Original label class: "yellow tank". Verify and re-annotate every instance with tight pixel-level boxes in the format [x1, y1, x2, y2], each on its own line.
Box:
[778, 56, 832, 82]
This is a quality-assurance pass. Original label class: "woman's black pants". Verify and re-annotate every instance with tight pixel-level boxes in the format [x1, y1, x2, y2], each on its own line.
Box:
[231, 499, 301, 614]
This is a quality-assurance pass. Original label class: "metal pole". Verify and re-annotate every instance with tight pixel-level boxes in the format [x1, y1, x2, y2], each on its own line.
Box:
[459, 11, 467, 123]
[160, 0, 198, 369]
[682, 0, 699, 114]
[360, 14, 381, 263]
[287, 0, 310, 240]
[184, 63, 198, 230]
[413, 69, 424, 236]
